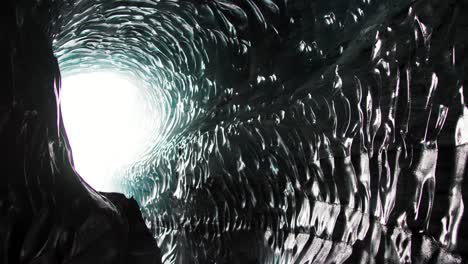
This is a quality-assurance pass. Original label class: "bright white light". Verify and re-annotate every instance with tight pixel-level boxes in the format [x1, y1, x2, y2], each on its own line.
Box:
[60, 71, 151, 192]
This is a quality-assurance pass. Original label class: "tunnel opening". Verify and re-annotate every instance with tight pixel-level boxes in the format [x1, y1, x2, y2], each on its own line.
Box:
[60, 71, 154, 192]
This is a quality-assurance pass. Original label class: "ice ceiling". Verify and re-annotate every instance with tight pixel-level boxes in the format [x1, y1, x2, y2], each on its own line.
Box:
[48, 0, 468, 262]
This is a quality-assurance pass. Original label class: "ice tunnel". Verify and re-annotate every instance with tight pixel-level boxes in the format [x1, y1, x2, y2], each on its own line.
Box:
[2, 0, 468, 263]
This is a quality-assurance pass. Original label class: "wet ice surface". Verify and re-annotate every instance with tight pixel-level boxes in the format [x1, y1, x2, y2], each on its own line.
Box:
[54, 0, 468, 263]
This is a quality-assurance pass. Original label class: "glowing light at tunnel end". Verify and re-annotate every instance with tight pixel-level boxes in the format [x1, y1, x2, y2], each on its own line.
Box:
[60, 71, 154, 192]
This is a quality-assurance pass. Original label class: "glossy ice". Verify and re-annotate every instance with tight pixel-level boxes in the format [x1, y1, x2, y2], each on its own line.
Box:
[51, 0, 468, 263]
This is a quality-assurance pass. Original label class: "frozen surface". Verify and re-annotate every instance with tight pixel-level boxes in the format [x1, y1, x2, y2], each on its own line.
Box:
[2, 0, 468, 263]
[53, 0, 468, 263]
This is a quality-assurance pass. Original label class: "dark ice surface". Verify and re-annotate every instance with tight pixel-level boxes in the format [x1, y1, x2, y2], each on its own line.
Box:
[2, 0, 468, 263]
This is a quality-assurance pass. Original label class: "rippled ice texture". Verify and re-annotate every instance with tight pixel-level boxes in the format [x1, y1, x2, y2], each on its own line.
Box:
[54, 0, 468, 263]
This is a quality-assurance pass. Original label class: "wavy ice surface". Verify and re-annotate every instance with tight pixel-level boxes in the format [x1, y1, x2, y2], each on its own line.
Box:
[51, 0, 468, 263]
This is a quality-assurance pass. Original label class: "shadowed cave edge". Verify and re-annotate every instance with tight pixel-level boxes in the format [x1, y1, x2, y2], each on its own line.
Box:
[2, 0, 468, 263]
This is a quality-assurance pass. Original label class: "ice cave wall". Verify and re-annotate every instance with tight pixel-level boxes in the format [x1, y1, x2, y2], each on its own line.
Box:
[3, 0, 468, 263]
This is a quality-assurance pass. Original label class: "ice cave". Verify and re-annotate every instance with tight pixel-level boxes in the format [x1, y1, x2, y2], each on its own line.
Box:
[2, 0, 468, 263]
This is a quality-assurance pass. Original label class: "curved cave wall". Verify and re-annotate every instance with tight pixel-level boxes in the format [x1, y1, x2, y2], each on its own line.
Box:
[2, 0, 468, 263]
